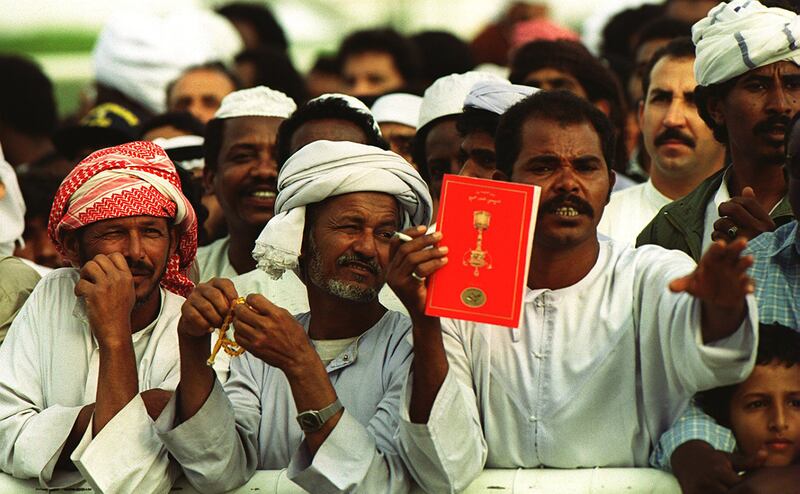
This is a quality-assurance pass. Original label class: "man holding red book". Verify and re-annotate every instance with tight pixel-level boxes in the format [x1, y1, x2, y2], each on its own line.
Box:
[387, 90, 759, 493]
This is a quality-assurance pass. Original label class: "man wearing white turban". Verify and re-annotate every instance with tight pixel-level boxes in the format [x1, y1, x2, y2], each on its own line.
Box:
[156, 141, 432, 493]
[639, 0, 800, 261]
[457, 79, 538, 180]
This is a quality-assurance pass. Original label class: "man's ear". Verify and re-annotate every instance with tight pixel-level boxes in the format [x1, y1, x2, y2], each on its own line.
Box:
[706, 93, 725, 128]
[169, 225, 179, 257]
[637, 99, 645, 130]
[202, 166, 216, 195]
[61, 230, 82, 267]
[607, 170, 616, 203]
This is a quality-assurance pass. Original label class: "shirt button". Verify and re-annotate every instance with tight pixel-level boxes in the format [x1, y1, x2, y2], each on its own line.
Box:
[343, 354, 349, 361]
[529, 415, 537, 422]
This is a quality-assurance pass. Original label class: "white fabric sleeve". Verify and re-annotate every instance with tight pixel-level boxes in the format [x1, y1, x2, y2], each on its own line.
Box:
[288, 336, 413, 494]
[156, 362, 261, 493]
[396, 319, 487, 494]
[636, 247, 758, 399]
[72, 395, 179, 493]
[0, 299, 83, 488]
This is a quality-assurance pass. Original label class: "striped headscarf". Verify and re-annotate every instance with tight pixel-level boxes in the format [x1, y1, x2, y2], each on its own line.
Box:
[49, 141, 197, 296]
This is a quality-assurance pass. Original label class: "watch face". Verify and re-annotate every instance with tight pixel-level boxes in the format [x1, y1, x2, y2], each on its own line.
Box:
[298, 412, 321, 431]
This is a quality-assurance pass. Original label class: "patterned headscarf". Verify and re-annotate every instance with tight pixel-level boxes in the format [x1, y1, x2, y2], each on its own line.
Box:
[49, 141, 197, 297]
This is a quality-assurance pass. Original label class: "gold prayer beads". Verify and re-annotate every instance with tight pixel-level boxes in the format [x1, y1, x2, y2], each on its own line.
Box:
[206, 297, 247, 366]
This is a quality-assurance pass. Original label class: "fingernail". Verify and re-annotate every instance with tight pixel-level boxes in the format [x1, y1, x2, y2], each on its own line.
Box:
[432, 231, 443, 240]
[416, 225, 427, 232]
[439, 246, 449, 254]
[441, 257, 449, 264]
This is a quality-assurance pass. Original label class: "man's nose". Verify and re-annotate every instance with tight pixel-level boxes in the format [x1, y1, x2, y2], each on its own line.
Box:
[352, 230, 378, 258]
[553, 164, 580, 193]
[124, 232, 145, 261]
[663, 100, 688, 128]
[769, 404, 789, 432]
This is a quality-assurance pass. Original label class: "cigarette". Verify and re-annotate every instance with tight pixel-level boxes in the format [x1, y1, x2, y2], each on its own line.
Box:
[393, 231, 414, 242]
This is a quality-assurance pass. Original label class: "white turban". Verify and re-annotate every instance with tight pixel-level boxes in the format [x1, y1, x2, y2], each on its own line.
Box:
[371, 93, 423, 129]
[0, 146, 24, 256]
[214, 86, 296, 120]
[418, 71, 507, 130]
[252, 140, 432, 279]
[693, 0, 800, 86]
[93, 8, 243, 114]
[463, 81, 539, 115]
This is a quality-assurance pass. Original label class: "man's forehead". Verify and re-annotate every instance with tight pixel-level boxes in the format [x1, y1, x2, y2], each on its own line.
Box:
[322, 192, 399, 218]
[82, 215, 170, 231]
[649, 56, 696, 91]
[521, 116, 601, 149]
[739, 60, 800, 80]
[222, 115, 283, 143]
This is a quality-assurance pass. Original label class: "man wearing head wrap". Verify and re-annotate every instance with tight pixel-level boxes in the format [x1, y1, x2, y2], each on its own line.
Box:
[457, 79, 537, 180]
[371, 93, 422, 168]
[156, 141, 431, 493]
[0, 141, 197, 492]
[639, 0, 800, 261]
[413, 71, 506, 213]
[197, 86, 296, 282]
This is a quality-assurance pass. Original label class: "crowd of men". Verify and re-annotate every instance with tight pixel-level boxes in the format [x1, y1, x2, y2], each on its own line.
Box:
[0, 0, 799, 492]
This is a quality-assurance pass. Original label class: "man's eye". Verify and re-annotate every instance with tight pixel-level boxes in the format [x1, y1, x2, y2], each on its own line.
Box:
[745, 399, 767, 409]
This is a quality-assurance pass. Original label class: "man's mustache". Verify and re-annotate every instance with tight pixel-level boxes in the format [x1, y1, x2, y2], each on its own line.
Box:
[128, 260, 154, 276]
[654, 128, 695, 148]
[336, 254, 382, 275]
[540, 193, 595, 218]
[753, 114, 792, 137]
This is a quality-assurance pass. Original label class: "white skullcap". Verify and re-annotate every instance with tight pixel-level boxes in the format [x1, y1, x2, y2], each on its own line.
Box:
[370, 93, 423, 128]
[418, 72, 508, 130]
[0, 148, 25, 256]
[309, 93, 382, 136]
[214, 86, 297, 120]
[693, 0, 800, 86]
[463, 81, 539, 115]
[93, 8, 243, 114]
[252, 140, 432, 279]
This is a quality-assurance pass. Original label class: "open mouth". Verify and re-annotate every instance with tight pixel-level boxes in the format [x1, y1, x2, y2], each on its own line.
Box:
[345, 262, 376, 275]
[250, 190, 276, 199]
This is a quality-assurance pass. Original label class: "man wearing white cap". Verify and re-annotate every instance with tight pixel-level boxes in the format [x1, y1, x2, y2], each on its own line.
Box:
[197, 86, 296, 282]
[413, 72, 506, 212]
[156, 140, 432, 493]
[457, 80, 538, 180]
[371, 93, 422, 168]
[638, 0, 800, 261]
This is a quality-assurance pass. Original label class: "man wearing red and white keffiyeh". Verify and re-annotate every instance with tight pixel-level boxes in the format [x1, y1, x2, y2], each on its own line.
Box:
[0, 141, 197, 493]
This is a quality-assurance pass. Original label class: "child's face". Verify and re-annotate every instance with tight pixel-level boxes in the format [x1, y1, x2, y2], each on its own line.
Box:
[729, 363, 800, 466]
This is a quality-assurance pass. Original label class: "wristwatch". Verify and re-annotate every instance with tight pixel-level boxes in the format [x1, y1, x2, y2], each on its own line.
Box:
[296, 399, 343, 432]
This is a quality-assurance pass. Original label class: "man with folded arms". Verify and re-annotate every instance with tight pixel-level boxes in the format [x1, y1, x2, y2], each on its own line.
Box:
[388, 90, 758, 493]
[156, 141, 432, 493]
[0, 141, 197, 493]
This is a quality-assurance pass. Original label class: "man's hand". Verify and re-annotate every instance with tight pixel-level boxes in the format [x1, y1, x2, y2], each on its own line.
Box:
[729, 465, 800, 493]
[670, 238, 754, 308]
[711, 187, 776, 242]
[670, 238, 754, 343]
[178, 278, 239, 339]
[671, 440, 766, 494]
[230, 294, 318, 377]
[74, 252, 136, 345]
[141, 388, 173, 420]
[385, 225, 448, 319]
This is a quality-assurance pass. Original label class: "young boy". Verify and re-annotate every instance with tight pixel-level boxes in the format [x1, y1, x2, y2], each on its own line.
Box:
[697, 324, 800, 468]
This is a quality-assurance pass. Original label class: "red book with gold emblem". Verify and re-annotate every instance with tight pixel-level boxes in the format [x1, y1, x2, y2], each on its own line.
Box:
[425, 174, 540, 328]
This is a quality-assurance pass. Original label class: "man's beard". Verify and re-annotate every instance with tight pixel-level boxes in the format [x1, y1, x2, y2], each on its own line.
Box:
[306, 236, 381, 303]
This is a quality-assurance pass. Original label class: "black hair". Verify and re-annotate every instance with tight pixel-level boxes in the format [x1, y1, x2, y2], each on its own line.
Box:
[509, 40, 628, 173]
[641, 36, 696, 97]
[216, 2, 288, 51]
[696, 324, 800, 428]
[275, 96, 388, 166]
[0, 54, 57, 137]
[410, 31, 474, 89]
[600, 4, 665, 60]
[165, 62, 241, 106]
[337, 28, 421, 86]
[139, 111, 205, 139]
[633, 17, 692, 57]
[235, 47, 308, 104]
[309, 54, 341, 76]
[694, 78, 738, 144]
[495, 90, 617, 179]
[203, 118, 226, 172]
[456, 107, 500, 139]
[411, 115, 457, 186]
[17, 171, 63, 221]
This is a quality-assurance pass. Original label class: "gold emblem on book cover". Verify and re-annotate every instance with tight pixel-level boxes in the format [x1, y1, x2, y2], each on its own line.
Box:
[461, 287, 487, 308]
[463, 210, 493, 276]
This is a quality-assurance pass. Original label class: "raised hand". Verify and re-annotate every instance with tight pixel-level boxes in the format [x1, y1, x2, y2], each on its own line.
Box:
[385, 225, 448, 318]
[669, 238, 754, 308]
[178, 278, 239, 339]
[711, 187, 776, 242]
[74, 252, 136, 344]
[671, 440, 766, 494]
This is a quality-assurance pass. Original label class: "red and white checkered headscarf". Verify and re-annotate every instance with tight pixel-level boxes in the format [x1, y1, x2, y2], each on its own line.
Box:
[49, 141, 197, 297]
